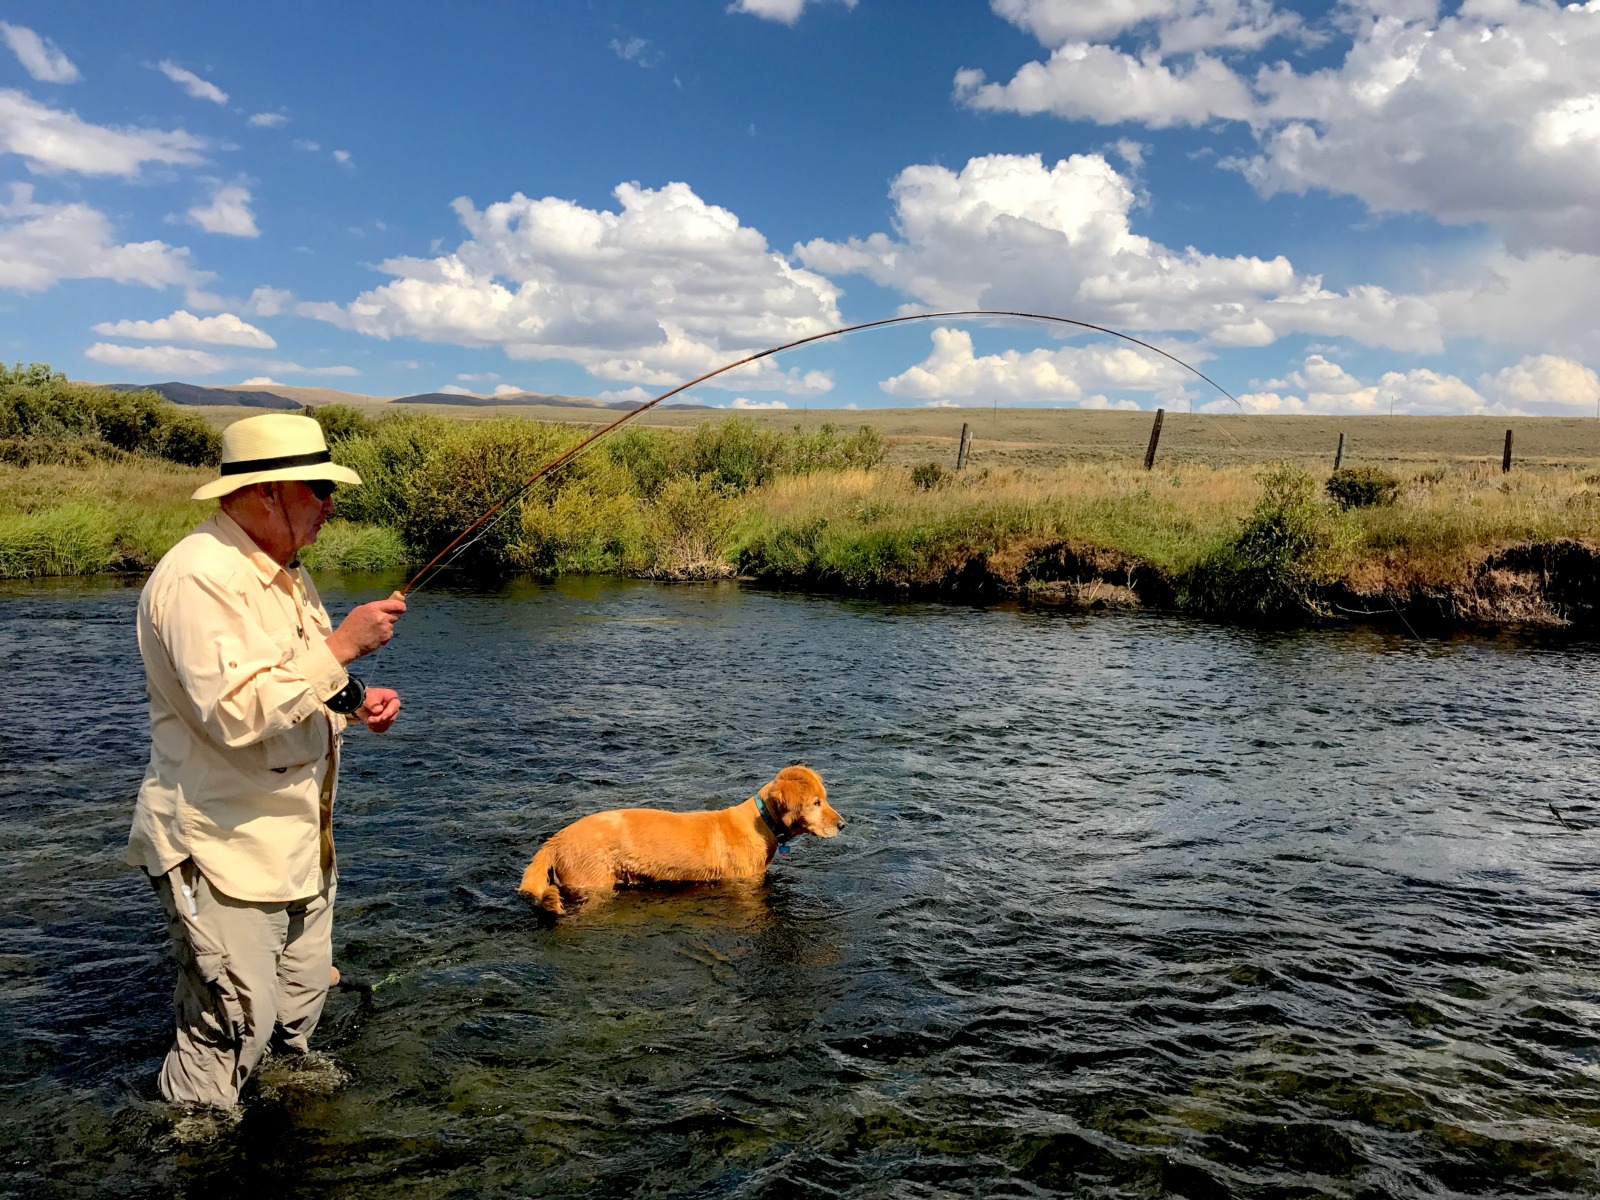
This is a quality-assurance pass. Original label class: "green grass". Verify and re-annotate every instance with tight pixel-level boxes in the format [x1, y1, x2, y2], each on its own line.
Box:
[3, 410, 1598, 626]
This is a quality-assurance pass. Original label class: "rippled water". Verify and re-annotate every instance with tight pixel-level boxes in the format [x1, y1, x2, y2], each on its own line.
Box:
[4, 574, 1600, 1198]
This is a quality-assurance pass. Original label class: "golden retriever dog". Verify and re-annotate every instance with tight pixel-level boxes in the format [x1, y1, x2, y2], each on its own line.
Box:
[518, 765, 842, 915]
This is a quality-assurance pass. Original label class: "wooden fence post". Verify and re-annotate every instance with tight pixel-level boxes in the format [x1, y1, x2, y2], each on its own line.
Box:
[956, 422, 971, 471]
[1333, 432, 1346, 471]
[1143, 408, 1165, 471]
[1502, 428, 1513, 474]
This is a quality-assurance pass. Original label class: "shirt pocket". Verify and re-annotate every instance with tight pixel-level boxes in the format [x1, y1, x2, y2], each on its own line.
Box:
[260, 713, 329, 774]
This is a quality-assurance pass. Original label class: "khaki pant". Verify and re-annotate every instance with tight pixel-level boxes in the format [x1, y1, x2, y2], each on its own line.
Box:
[151, 860, 335, 1109]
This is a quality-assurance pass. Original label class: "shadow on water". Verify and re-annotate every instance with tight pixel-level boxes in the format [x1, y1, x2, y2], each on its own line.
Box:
[4, 573, 1600, 1197]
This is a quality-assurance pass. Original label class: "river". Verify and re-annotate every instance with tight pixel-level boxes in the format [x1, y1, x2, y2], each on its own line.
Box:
[2, 575, 1599, 1198]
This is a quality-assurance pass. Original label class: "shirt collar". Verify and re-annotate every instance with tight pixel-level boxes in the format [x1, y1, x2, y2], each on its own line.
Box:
[207, 508, 295, 590]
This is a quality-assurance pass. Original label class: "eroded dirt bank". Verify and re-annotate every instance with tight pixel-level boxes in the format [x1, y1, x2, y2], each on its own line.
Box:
[755, 538, 1600, 630]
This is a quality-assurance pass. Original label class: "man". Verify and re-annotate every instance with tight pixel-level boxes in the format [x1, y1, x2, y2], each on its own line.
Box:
[127, 412, 406, 1112]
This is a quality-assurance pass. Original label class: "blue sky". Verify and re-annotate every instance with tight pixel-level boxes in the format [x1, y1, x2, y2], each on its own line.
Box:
[2, 0, 1598, 415]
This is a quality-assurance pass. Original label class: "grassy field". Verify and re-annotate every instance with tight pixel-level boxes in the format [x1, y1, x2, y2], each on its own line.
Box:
[5, 405, 1599, 626]
[179, 402, 1600, 473]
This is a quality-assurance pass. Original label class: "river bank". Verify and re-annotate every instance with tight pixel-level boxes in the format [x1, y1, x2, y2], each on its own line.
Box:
[3, 411, 1597, 630]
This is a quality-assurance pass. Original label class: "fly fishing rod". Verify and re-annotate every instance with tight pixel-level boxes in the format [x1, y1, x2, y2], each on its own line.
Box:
[392, 309, 1242, 598]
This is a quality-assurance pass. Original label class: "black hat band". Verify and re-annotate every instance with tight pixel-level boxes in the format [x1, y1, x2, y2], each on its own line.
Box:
[220, 449, 333, 476]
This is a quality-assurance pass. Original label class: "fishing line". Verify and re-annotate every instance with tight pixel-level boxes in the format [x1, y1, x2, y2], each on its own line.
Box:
[394, 310, 1243, 597]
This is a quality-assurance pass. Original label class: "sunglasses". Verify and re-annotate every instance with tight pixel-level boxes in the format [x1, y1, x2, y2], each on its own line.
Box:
[308, 480, 338, 501]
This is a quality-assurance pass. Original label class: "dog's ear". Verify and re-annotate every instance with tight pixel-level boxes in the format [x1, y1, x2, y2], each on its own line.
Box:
[766, 765, 821, 818]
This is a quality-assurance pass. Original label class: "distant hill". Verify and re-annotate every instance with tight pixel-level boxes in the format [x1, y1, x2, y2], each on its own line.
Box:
[101, 382, 300, 410]
[96, 380, 717, 413]
[220, 384, 392, 407]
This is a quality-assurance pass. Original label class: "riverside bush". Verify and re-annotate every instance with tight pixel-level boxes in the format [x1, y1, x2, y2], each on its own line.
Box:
[307, 404, 377, 443]
[1326, 465, 1400, 509]
[1186, 464, 1346, 620]
[0, 363, 221, 466]
[300, 521, 408, 572]
[329, 413, 886, 569]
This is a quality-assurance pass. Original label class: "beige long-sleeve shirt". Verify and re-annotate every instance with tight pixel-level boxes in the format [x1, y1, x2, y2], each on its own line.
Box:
[127, 510, 351, 902]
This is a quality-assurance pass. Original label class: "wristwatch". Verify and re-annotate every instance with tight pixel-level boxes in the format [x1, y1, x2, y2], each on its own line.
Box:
[325, 673, 367, 715]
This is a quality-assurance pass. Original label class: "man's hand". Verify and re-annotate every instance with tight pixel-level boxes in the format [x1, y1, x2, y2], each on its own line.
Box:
[326, 597, 406, 664]
[355, 686, 401, 733]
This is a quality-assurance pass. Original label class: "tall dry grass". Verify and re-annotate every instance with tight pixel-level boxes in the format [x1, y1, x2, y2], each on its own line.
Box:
[1340, 464, 1600, 590]
[734, 463, 1261, 587]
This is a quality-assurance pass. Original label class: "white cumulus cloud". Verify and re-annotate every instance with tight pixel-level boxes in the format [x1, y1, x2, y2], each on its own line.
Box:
[1479, 355, 1600, 418]
[0, 89, 204, 175]
[309, 181, 843, 393]
[1200, 353, 1487, 415]
[955, 46, 1256, 128]
[158, 60, 228, 104]
[796, 153, 1443, 355]
[879, 326, 1202, 402]
[187, 181, 259, 237]
[247, 112, 287, 128]
[1, 22, 80, 83]
[728, 0, 857, 24]
[91, 310, 276, 348]
[85, 342, 229, 376]
[964, 1, 1600, 255]
[989, 0, 1305, 52]
[0, 184, 197, 292]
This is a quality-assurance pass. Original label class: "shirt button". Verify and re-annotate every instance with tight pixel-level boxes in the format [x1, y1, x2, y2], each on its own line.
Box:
[229, 661, 238, 668]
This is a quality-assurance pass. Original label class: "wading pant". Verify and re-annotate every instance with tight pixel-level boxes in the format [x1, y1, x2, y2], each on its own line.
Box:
[150, 859, 335, 1109]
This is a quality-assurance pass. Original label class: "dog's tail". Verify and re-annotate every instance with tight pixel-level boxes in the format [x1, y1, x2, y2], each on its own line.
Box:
[517, 843, 566, 915]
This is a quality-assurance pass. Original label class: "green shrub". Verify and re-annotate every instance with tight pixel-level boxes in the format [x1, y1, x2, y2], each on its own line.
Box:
[332, 415, 584, 566]
[0, 436, 132, 467]
[151, 414, 223, 466]
[911, 462, 947, 491]
[511, 452, 652, 575]
[299, 521, 409, 572]
[786, 422, 886, 474]
[1185, 464, 1344, 620]
[0, 362, 220, 466]
[646, 476, 737, 578]
[308, 403, 377, 444]
[1326, 465, 1400, 509]
[687, 416, 786, 494]
[606, 426, 685, 499]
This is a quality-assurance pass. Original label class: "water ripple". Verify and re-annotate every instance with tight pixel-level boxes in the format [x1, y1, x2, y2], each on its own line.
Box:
[3, 575, 1600, 1197]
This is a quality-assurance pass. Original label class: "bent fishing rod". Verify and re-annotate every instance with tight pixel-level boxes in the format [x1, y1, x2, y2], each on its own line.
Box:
[392, 309, 1242, 598]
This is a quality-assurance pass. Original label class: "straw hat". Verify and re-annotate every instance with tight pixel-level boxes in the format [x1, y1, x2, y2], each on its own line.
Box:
[192, 413, 363, 501]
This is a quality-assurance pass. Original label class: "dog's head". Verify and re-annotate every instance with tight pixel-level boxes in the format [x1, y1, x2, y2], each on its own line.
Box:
[761, 765, 844, 839]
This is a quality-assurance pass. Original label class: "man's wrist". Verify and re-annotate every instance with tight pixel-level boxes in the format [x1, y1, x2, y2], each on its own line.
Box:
[325, 674, 367, 715]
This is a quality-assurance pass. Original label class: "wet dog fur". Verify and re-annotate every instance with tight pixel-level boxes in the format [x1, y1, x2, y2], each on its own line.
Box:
[518, 765, 842, 915]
